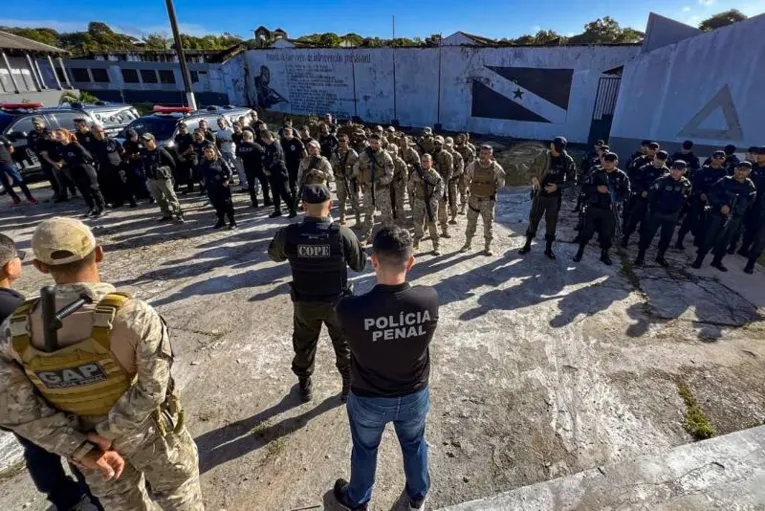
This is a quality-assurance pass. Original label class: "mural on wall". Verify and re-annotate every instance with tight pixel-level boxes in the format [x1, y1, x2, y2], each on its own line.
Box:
[471, 66, 574, 123]
[678, 84, 743, 141]
[254, 65, 287, 109]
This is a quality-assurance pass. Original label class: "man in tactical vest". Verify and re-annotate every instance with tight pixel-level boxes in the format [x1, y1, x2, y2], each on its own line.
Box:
[409, 154, 445, 255]
[454, 133, 476, 215]
[297, 140, 334, 188]
[331, 135, 361, 226]
[431, 136, 455, 238]
[417, 127, 436, 157]
[0, 217, 203, 510]
[443, 137, 464, 226]
[387, 144, 409, 227]
[353, 134, 395, 244]
[519, 136, 576, 259]
[460, 145, 507, 256]
[268, 185, 367, 402]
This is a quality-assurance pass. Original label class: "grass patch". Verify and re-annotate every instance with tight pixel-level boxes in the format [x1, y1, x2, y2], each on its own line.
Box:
[676, 380, 716, 440]
[617, 252, 642, 291]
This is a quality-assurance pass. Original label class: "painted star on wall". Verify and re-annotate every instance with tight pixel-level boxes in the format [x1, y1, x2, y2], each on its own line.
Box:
[513, 88, 524, 99]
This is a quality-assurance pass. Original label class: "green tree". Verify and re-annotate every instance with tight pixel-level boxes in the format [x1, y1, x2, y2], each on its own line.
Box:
[698, 9, 748, 31]
[144, 33, 171, 50]
[567, 16, 643, 44]
[424, 34, 441, 47]
[533, 29, 563, 45]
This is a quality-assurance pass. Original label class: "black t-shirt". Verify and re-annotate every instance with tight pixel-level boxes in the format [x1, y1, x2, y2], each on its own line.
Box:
[0, 136, 13, 165]
[336, 282, 439, 398]
[0, 287, 25, 323]
[236, 141, 265, 171]
[281, 138, 305, 167]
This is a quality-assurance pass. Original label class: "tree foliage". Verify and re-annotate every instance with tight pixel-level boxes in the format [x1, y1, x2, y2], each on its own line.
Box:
[698, 9, 747, 31]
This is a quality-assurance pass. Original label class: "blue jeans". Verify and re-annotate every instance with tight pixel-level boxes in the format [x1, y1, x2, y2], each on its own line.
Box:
[0, 162, 33, 201]
[346, 387, 430, 506]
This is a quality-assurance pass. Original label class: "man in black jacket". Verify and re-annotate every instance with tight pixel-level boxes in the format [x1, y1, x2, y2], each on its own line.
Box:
[140, 133, 184, 223]
[263, 130, 297, 218]
[333, 225, 438, 511]
[268, 184, 366, 402]
[90, 124, 134, 208]
[236, 129, 270, 208]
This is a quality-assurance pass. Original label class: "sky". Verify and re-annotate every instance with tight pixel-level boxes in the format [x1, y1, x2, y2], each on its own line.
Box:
[1, 0, 763, 40]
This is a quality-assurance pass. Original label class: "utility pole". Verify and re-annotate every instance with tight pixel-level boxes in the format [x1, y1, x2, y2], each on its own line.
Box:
[165, 0, 197, 110]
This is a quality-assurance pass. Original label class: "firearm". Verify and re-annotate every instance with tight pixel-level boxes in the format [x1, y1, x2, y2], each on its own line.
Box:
[609, 180, 623, 239]
[368, 149, 377, 207]
[723, 194, 738, 230]
[414, 162, 434, 223]
[40, 286, 93, 353]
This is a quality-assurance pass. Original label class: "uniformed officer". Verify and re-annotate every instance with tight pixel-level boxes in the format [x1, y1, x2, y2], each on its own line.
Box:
[73, 118, 96, 152]
[454, 133, 475, 214]
[409, 154, 445, 255]
[297, 140, 333, 189]
[626, 140, 651, 171]
[199, 143, 237, 230]
[431, 136, 454, 238]
[0, 217, 203, 510]
[237, 129, 270, 209]
[519, 136, 576, 259]
[623, 142, 659, 230]
[621, 150, 669, 247]
[27, 117, 65, 200]
[140, 133, 185, 223]
[417, 127, 436, 156]
[319, 123, 339, 159]
[353, 134, 395, 243]
[57, 130, 107, 218]
[732, 146, 765, 257]
[174, 122, 196, 194]
[692, 161, 757, 271]
[669, 140, 701, 175]
[268, 185, 366, 402]
[90, 123, 133, 208]
[443, 137, 464, 226]
[330, 135, 361, 226]
[460, 145, 507, 256]
[387, 144, 409, 226]
[263, 130, 297, 219]
[573, 153, 630, 266]
[281, 128, 307, 199]
[675, 150, 729, 250]
[635, 160, 692, 267]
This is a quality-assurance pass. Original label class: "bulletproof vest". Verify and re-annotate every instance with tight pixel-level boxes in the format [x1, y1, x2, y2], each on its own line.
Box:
[413, 169, 438, 200]
[545, 154, 569, 184]
[9, 293, 135, 417]
[303, 156, 327, 185]
[419, 137, 435, 155]
[332, 150, 352, 177]
[721, 177, 755, 217]
[455, 144, 473, 164]
[103, 138, 123, 166]
[285, 221, 347, 302]
[433, 151, 452, 181]
[142, 149, 171, 180]
[358, 148, 382, 185]
[471, 162, 498, 197]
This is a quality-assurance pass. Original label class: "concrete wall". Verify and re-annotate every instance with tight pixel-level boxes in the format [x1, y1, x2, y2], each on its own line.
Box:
[242, 45, 638, 143]
[610, 13, 765, 159]
[641, 13, 701, 54]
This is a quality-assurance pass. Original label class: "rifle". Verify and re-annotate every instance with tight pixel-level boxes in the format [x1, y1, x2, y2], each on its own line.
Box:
[337, 150, 352, 199]
[367, 148, 377, 207]
[723, 194, 739, 230]
[609, 178, 623, 239]
[40, 286, 93, 353]
[414, 163, 435, 223]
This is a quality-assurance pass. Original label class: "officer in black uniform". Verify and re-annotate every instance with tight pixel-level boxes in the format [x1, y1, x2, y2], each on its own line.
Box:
[268, 184, 366, 402]
[573, 152, 630, 266]
[73, 118, 96, 152]
[730, 146, 765, 257]
[59, 131, 107, 218]
[263, 130, 297, 218]
[281, 128, 306, 199]
[190, 129, 208, 195]
[692, 161, 756, 271]
[26, 117, 63, 200]
[626, 140, 651, 171]
[198, 143, 237, 230]
[174, 122, 195, 194]
[90, 124, 134, 208]
[669, 140, 701, 176]
[236, 129, 270, 208]
[635, 160, 692, 267]
[675, 150, 728, 250]
[621, 150, 669, 247]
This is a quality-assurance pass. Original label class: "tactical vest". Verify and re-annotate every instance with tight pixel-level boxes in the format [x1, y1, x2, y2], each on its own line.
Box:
[413, 170, 438, 200]
[333, 150, 351, 178]
[303, 157, 327, 185]
[9, 293, 134, 417]
[358, 149, 386, 186]
[419, 137, 435, 155]
[285, 221, 347, 302]
[471, 162, 499, 198]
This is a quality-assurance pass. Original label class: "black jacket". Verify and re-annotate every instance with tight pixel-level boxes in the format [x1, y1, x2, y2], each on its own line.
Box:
[140, 147, 176, 180]
[264, 142, 288, 178]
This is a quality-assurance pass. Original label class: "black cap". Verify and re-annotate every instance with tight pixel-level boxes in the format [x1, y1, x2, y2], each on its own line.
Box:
[672, 160, 687, 169]
[724, 144, 736, 155]
[552, 136, 567, 151]
[712, 150, 726, 158]
[682, 140, 694, 150]
[656, 150, 669, 160]
[602, 152, 618, 162]
[648, 142, 660, 149]
[736, 161, 753, 170]
[302, 184, 331, 204]
[748, 146, 759, 153]
[755, 146, 765, 155]
[641, 140, 651, 146]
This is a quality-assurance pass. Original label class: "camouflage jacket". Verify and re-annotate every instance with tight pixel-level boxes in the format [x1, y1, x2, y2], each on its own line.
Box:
[330, 148, 359, 179]
[432, 150, 454, 182]
[297, 155, 334, 185]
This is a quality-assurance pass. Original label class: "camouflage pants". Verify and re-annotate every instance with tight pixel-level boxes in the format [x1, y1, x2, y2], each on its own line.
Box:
[465, 195, 496, 246]
[412, 198, 439, 249]
[335, 177, 360, 219]
[458, 174, 469, 206]
[361, 184, 393, 238]
[446, 179, 459, 217]
[391, 180, 407, 226]
[81, 421, 203, 511]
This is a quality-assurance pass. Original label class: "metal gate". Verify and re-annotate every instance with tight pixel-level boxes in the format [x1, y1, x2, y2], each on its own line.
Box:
[587, 76, 621, 147]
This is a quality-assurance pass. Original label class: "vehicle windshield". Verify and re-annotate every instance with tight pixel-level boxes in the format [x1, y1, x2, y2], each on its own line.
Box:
[119, 116, 177, 140]
[0, 113, 16, 133]
[92, 109, 138, 127]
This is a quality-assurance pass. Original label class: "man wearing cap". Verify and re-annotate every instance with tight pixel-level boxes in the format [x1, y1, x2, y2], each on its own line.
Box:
[519, 136, 576, 259]
[626, 140, 651, 172]
[268, 184, 366, 402]
[460, 145, 506, 256]
[90, 123, 132, 209]
[417, 128, 435, 157]
[692, 161, 756, 271]
[573, 152, 630, 266]
[454, 134, 475, 215]
[281, 128, 307, 200]
[297, 140, 334, 190]
[430, 137, 455, 238]
[635, 161, 692, 267]
[675, 150, 729, 250]
[410, 154, 444, 255]
[331, 134, 361, 226]
[174, 122, 196, 194]
[621, 150, 669, 248]
[354, 134, 395, 243]
[670, 140, 701, 176]
[387, 144, 409, 227]
[27, 117, 64, 200]
[735, 146, 765, 263]
[139, 133, 184, 223]
[73, 118, 96, 153]
[0, 217, 203, 510]
[263, 130, 297, 218]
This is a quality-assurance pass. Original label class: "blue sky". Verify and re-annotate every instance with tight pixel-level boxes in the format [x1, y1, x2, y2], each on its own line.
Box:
[1, 0, 762, 40]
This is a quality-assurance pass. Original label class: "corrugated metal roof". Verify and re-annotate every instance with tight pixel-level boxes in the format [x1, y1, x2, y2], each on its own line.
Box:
[0, 30, 67, 54]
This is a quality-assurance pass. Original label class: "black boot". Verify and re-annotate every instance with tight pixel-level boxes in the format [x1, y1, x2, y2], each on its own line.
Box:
[674, 239, 685, 250]
[573, 245, 585, 262]
[620, 236, 629, 248]
[710, 257, 728, 272]
[727, 244, 736, 255]
[738, 246, 750, 257]
[269, 210, 282, 218]
[299, 377, 313, 403]
[600, 249, 613, 266]
[691, 254, 704, 269]
[744, 258, 756, 274]
[519, 235, 533, 255]
[634, 248, 646, 266]
[213, 219, 225, 229]
[544, 239, 556, 260]
[655, 249, 669, 267]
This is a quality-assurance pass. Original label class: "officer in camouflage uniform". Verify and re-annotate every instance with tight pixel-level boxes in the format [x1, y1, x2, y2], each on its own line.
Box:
[432, 136, 455, 238]
[409, 154, 445, 255]
[351, 130, 368, 155]
[417, 127, 436, 157]
[353, 134, 395, 243]
[444, 137, 464, 225]
[297, 140, 333, 188]
[454, 133, 476, 215]
[460, 145, 507, 256]
[330, 135, 361, 226]
[387, 144, 409, 226]
[0, 217, 202, 511]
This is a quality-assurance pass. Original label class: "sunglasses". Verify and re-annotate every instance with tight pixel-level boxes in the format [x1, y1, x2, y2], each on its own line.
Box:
[16, 250, 26, 261]
[713, 155, 725, 159]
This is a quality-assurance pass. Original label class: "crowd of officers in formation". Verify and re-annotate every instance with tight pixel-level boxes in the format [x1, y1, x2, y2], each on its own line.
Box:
[517, 137, 765, 274]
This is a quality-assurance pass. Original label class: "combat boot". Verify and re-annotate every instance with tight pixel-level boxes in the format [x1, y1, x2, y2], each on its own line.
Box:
[339, 215, 347, 225]
[449, 215, 458, 225]
[710, 256, 728, 272]
[544, 238, 556, 260]
[484, 242, 493, 256]
[518, 235, 533, 255]
[634, 248, 646, 266]
[655, 249, 669, 267]
[600, 249, 613, 266]
[412, 238, 420, 250]
[459, 239, 472, 252]
[691, 254, 704, 269]
[744, 258, 756, 274]
[213, 219, 225, 229]
[441, 226, 451, 238]
[573, 245, 585, 262]
[433, 245, 442, 256]
[299, 377, 313, 403]
[459, 203, 466, 215]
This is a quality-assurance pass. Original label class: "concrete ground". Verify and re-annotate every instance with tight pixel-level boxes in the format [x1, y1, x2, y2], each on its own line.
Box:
[1, 183, 765, 511]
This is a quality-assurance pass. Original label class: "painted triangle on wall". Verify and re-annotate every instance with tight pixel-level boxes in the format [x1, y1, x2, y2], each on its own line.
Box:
[678, 85, 744, 141]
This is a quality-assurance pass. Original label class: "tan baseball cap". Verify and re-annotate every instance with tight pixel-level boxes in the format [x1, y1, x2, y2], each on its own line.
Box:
[434, 135, 445, 144]
[31, 217, 97, 266]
